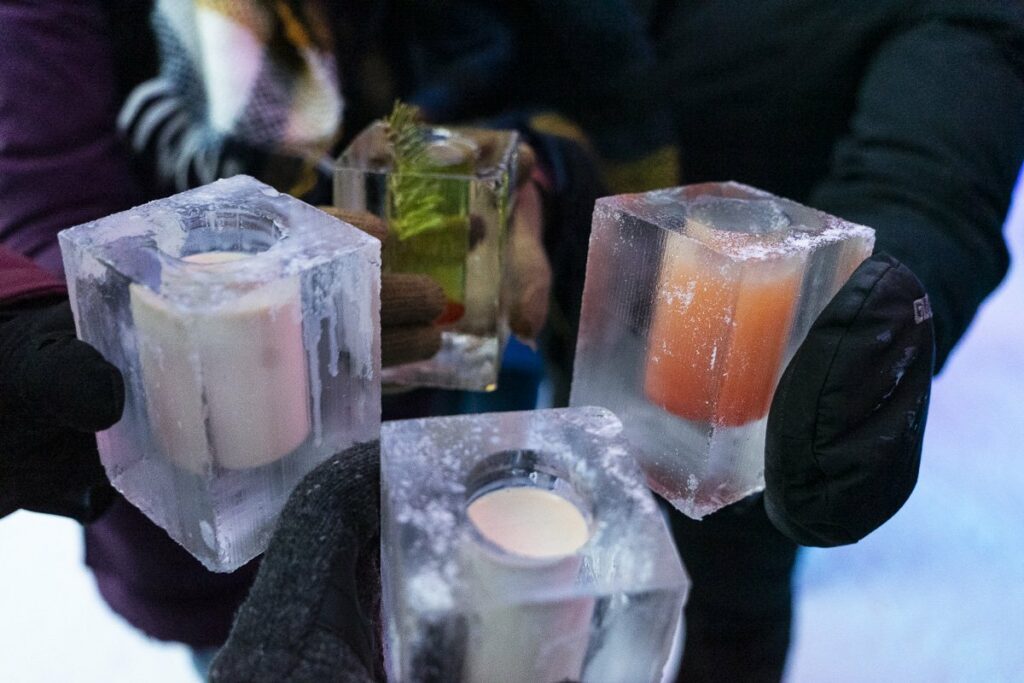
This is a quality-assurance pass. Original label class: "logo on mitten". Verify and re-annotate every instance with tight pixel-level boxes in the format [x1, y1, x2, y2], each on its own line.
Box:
[913, 296, 933, 324]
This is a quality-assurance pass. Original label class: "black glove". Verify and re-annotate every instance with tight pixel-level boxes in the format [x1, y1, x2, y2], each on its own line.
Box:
[0, 300, 123, 522]
[210, 441, 382, 683]
[764, 253, 935, 547]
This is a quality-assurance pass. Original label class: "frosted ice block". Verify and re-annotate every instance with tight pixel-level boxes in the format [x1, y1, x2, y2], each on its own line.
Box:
[570, 182, 874, 519]
[381, 407, 689, 683]
[58, 176, 381, 571]
[335, 123, 518, 391]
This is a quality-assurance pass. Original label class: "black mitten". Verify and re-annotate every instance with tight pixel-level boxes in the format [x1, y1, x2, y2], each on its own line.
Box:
[764, 253, 935, 547]
[0, 300, 123, 522]
[210, 442, 382, 683]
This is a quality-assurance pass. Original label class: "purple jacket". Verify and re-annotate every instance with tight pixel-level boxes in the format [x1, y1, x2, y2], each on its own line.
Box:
[0, 1, 141, 274]
[0, 247, 65, 304]
[0, 0, 257, 648]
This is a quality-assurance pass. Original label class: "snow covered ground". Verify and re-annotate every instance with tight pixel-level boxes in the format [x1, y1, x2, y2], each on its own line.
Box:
[2, 188, 1022, 682]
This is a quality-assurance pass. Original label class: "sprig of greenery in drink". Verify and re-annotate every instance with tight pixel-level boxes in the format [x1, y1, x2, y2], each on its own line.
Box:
[383, 102, 477, 324]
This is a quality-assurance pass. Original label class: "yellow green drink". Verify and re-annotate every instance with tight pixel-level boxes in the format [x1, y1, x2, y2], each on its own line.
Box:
[386, 132, 478, 324]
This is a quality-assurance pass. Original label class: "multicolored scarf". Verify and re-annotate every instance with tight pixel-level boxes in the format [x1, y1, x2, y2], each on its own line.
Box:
[119, 0, 343, 198]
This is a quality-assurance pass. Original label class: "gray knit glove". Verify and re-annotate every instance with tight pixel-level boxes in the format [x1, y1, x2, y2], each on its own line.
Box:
[210, 442, 382, 683]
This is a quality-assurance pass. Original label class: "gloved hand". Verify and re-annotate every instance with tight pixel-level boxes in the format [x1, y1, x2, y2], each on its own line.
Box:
[320, 207, 446, 368]
[468, 134, 553, 343]
[503, 142, 552, 343]
[0, 300, 123, 522]
[210, 441, 382, 683]
[764, 253, 935, 547]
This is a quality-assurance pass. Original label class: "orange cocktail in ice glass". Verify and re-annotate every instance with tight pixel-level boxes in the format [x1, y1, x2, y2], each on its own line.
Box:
[644, 199, 803, 427]
[570, 183, 875, 519]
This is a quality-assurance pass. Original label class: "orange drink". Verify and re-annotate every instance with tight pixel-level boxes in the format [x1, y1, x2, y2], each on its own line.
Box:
[644, 233, 802, 427]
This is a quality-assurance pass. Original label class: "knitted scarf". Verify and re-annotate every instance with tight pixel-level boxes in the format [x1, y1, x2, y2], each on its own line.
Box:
[119, 0, 343, 198]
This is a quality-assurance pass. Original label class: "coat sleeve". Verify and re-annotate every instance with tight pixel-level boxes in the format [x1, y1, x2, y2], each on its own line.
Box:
[0, 246, 66, 307]
[0, 0, 142, 275]
[808, 5, 1024, 372]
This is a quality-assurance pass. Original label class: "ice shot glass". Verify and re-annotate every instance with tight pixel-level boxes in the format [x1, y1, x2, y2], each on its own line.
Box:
[380, 407, 689, 683]
[335, 123, 518, 391]
[59, 176, 381, 571]
[570, 182, 875, 518]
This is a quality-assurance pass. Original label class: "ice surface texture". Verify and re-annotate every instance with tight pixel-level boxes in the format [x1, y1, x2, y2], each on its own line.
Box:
[381, 407, 689, 683]
[58, 176, 381, 571]
[334, 123, 517, 391]
[570, 182, 875, 519]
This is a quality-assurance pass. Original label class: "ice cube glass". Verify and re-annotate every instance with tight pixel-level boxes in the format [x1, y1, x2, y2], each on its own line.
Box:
[334, 122, 518, 391]
[58, 176, 381, 571]
[381, 407, 689, 683]
[570, 182, 875, 519]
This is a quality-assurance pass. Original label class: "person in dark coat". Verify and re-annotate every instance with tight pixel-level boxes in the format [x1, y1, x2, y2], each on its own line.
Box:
[624, 1, 1024, 680]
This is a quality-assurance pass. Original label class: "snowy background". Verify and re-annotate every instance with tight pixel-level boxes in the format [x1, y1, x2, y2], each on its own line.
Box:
[2, 183, 1022, 681]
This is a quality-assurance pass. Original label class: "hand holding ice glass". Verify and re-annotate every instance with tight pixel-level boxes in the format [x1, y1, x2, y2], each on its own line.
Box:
[335, 104, 549, 392]
[571, 182, 875, 518]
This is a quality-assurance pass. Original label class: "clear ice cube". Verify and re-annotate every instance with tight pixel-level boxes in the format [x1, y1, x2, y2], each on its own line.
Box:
[58, 175, 381, 571]
[381, 406, 689, 683]
[570, 182, 875, 518]
[334, 123, 518, 391]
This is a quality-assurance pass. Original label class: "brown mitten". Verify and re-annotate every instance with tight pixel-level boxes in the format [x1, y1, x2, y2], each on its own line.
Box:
[505, 181, 550, 342]
[379, 273, 444, 367]
[319, 207, 444, 367]
[320, 207, 388, 243]
[503, 144, 551, 343]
